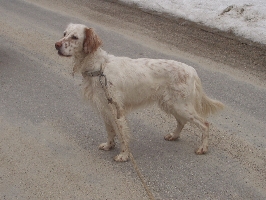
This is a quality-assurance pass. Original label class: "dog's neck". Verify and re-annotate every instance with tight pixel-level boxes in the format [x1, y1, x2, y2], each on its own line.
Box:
[73, 48, 108, 75]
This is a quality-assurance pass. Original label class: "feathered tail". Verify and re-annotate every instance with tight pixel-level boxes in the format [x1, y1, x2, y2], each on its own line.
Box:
[194, 76, 224, 118]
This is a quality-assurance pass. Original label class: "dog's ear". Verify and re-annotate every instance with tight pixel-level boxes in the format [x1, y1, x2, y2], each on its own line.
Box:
[83, 28, 102, 54]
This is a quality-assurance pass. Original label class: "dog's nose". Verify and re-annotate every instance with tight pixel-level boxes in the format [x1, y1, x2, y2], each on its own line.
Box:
[55, 42, 62, 50]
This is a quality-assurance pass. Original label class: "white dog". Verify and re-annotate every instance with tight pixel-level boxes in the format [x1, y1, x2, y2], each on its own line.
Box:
[55, 23, 224, 162]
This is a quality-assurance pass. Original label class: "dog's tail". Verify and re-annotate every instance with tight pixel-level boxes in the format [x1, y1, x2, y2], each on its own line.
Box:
[194, 76, 224, 118]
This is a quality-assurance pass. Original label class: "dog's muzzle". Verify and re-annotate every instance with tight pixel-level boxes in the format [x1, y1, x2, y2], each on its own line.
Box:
[55, 41, 70, 57]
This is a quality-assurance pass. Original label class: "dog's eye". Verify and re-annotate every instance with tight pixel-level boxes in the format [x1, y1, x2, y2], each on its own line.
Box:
[63, 32, 66, 37]
[72, 35, 78, 40]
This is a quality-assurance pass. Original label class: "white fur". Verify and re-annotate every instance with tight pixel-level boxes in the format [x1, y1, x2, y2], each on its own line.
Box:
[55, 23, 224, 162]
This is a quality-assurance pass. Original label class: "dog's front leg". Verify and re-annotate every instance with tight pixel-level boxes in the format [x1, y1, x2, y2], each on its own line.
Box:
[99, 119, 116, 151]
[112, 115, 130, 162]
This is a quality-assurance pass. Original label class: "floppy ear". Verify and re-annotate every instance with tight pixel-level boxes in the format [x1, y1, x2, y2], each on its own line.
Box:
[83, 28, 102, 54]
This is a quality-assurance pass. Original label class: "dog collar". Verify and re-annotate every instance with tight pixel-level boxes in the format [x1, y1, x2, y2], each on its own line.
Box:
[84, 70, 103, 77]
[83, 67, 114, 104]
[82, 65, 107, 87]
[82, 64, 105, 82]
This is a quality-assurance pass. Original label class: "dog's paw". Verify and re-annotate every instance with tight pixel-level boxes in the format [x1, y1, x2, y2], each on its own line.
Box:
[114, 152, 129, 162]
[164, 133, 179, 141]
[195, 145, 208, 155]
[99, 142, 115, 151]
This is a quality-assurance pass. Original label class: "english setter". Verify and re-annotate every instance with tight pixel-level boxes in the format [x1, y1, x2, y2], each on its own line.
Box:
[55, 23, 224, 162]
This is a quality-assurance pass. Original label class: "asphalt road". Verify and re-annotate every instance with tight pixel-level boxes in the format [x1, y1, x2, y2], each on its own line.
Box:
[0, 0, 265, 199]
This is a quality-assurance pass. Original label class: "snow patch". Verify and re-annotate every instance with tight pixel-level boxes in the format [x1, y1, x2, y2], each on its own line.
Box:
[120, 0, 266, 44]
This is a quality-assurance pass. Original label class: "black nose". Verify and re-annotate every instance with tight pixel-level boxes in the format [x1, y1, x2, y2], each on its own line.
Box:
[55, 42, 62, 50]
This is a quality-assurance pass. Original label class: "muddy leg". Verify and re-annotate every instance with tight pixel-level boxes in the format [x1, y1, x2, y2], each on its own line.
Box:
[99, 119, 116, 151]
[164, 119, 186, 141]
[113, 115, 130, 162]
[170, 104, 209, 154]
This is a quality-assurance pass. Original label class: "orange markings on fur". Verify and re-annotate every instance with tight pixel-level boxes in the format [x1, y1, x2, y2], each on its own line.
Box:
[83, 28, 102, 54]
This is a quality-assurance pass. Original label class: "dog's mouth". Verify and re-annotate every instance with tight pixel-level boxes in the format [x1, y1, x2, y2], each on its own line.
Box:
[57, 51, 71, 57]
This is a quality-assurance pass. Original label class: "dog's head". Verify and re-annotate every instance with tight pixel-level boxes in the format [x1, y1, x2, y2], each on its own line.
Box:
[55, 23, 102, 57]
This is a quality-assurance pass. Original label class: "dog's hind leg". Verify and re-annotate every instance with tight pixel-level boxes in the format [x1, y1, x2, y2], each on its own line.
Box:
[99, 119, 116, 151]
[169, 103, 209, 154]
[160, 102, 186, 141]
[164, 118, 186, 141]
[186, 112, 209, 154]
[194, 118, 209, 155]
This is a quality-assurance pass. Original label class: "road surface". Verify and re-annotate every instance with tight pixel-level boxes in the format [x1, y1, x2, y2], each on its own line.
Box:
[0, 0, 265, 199]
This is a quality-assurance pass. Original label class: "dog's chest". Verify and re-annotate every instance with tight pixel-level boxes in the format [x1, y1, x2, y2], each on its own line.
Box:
[82, 77, 106, 100]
